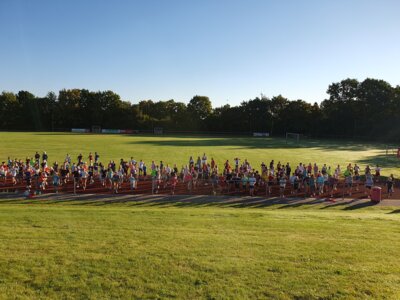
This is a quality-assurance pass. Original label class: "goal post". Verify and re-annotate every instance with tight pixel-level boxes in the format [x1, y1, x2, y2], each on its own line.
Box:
[385, 145, 400, 159]
[154, 127, 164, 135]
[286, 132, 300, 144]
[91, 125, 101, 133]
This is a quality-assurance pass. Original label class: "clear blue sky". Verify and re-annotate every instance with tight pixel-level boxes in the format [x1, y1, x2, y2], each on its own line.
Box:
[1, 0, 399, 107]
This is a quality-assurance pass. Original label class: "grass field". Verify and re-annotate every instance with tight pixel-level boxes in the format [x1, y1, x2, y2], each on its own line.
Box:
[1, 132, 400, 298]
[0, 196, 399, 299]
[1, 132, 399, 177]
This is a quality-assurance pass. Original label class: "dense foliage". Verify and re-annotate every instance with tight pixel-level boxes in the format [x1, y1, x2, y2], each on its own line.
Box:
[1, 78, 399, 140]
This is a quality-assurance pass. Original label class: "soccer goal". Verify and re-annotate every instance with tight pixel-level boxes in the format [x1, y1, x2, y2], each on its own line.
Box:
[385, 145, 400, 159]
[91, 125, 101, 133]
[154, 127, 164, 135]
[286, 132, 300, 144]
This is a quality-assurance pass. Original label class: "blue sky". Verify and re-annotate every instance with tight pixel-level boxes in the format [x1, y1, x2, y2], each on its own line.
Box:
[1, 0, 399, 107]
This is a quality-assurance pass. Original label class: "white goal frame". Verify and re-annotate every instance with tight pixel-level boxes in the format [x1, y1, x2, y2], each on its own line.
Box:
[286, 132, 300, 144]
[91, 125, 101, 133]
[154, 127, 164, 135]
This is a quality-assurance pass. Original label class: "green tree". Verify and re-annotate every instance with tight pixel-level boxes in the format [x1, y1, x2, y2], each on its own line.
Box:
[0, 92, 20, 129]
[187, 96, 212, 121]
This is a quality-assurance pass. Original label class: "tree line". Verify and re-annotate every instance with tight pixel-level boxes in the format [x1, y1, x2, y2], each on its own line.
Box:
[1, 78, 399, 141]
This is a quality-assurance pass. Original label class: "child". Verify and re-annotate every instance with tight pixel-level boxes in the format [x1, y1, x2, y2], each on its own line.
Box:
[374, 165, 381, 183]
[387, 174, 395, 198]
[143, 163, 147, 177]
[248, 173, 256, 196]
[129, 172, 136, 191]
[112, 172, 120, 193]
[170, 172, 178, 195]
[53, 171, 60, 194]
[39, 171, 48, 191]
[316, 173, 324, 196]
[293, 174, 300, 197]
[344, 169, 353, 197]
[279, 176, 287, 198]
[267, 172, 275, 196]
[365, 173, 374, 198]
[81, 168, 88, 191]
[308, 174, 316, 197]
[211, 172, 219, 195]
[241, 173, 248, 192]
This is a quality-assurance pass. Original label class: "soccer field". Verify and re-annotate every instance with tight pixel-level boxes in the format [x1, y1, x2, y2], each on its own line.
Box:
[1, 132, 400, 298]
[1, 132, 399, 177]
[0, 196, 399, 299]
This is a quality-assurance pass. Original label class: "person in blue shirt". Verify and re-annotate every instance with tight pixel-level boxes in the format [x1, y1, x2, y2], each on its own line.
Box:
[316, 173, 325, 195]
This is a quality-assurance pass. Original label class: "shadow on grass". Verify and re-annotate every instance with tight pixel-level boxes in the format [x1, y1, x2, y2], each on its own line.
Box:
[343, 201, 377, 210]
[356, 154, 400, 169]
[126, 137, 302, 149]
[0, 193, 384, 211]
[125, 136, 389, 152]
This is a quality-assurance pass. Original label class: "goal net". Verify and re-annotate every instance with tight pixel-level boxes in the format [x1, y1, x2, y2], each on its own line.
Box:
[91, 125, 101, 133]
[286, 132, 300, 144]
[385, 145, 400, 158]
[154, 127, 164, 135]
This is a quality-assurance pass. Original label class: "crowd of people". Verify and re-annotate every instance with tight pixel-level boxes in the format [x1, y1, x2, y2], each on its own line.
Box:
[0, 151, 396, 198]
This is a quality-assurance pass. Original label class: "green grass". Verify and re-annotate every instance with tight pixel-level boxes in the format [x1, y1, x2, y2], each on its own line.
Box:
[1, 132, 400, 298]
[1, 132, 399, 177]
[0, 197, 399, 299]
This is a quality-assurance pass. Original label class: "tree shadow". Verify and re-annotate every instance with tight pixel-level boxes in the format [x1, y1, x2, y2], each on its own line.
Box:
[126, 137, 303, 149]
[356, 154, 400, 169]
[8, 133, 390, 152]
[126, 136, 387, 151]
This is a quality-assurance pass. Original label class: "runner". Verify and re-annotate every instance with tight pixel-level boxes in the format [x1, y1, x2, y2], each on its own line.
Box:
[88, 152, 93, 165]
[151, 167, 158, 194]
[112, 171, 120, 193]
[344, 168, 353, 197]
[279, 175, 287, 198]
[354, 164, 360, 191]
[267, 171, 275, 196]
[365, 173, 374, 198]
[316, 173, 324, 196]
[94, 152, 100, 163]
[52, 171, 60, 193]
[248, 173, 256, 196]
[81, 167, 88, 191]
[0, 163, 7, 185]
[386, 174, 394, 198]
[34, 152, 40, 164]
[170, 172, 178, 195]
[374, 165, 381, 183]
[73, 167, 80, 194]
[129, 172, 137, 191]
[308, 174, 316, 197]
[211, 171, 219, 195]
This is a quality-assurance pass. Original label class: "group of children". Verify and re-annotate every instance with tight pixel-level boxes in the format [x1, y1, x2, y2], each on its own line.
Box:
[0, 151, 396, 198]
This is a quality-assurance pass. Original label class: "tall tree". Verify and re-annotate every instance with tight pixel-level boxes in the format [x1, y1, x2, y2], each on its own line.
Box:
[187, 95, 213, 130]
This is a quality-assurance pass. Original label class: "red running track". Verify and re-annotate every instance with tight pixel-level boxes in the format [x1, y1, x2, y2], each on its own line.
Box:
[0, 176, 398, 200]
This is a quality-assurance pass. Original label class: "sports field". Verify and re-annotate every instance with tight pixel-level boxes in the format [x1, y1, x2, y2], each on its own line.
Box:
[0, 196, 400, 299]
[1, 132, 400, 299]
[1, 132, 399, 177]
